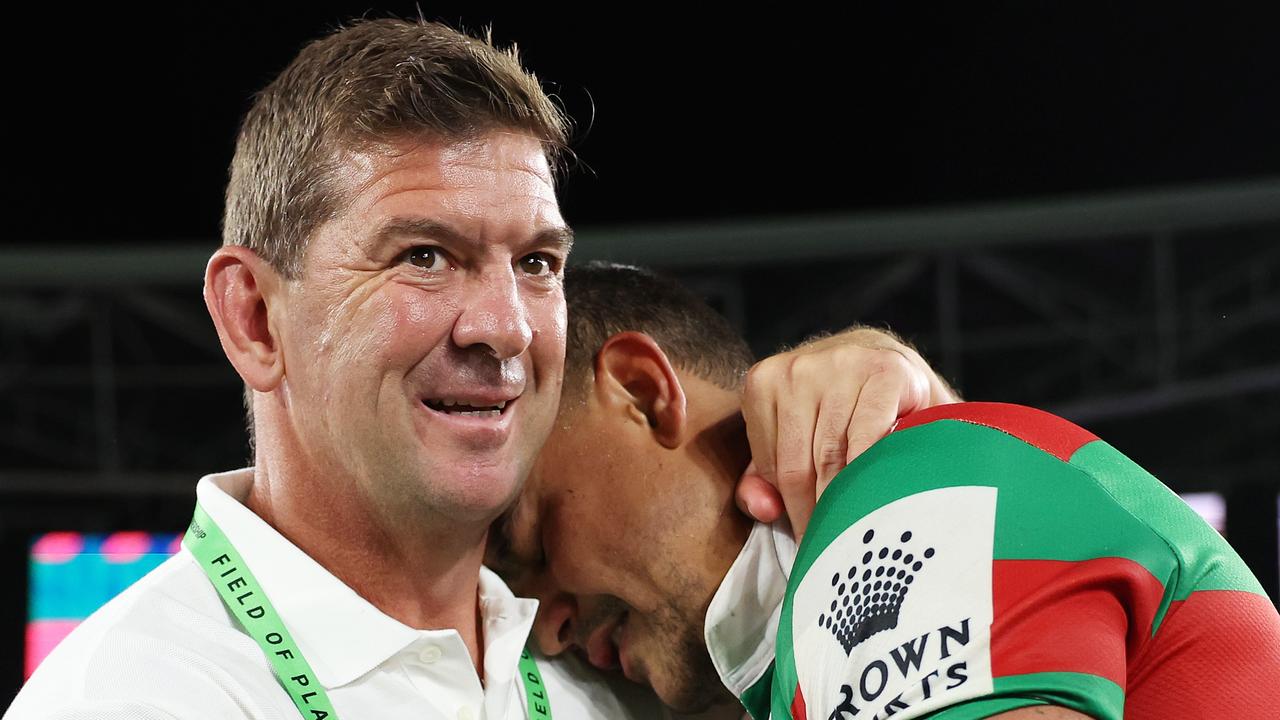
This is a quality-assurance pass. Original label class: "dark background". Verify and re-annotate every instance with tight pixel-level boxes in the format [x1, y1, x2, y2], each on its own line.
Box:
[11, 4, 1280, 236]
[4, 2, 1279, 703]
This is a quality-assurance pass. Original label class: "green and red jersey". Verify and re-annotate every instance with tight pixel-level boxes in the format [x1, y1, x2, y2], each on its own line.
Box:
[758, 402, 1278, 720]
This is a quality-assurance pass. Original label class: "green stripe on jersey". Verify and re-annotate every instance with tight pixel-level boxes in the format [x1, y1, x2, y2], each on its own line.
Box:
[800, 420, 1176, 583]
[926, 672, 1124, 720]
[739, 663, 774, 720]
[1069, 440, 1266, 599]
[774, 419, 1174, 716]
[772, 417, 1270, 720]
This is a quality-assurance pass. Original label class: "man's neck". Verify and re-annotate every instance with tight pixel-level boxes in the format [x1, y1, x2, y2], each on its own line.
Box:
[244, 458, 490, 671]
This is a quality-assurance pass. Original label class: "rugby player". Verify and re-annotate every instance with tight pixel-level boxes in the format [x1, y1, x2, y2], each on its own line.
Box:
[489, 263, 1280, 719]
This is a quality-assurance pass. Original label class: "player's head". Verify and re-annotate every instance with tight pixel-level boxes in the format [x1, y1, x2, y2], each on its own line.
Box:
[206, 19, 572, 530]
[487, 263, 757, 711]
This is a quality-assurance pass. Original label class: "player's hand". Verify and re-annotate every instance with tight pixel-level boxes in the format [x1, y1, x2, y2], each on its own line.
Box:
[735, 327, 959, 538]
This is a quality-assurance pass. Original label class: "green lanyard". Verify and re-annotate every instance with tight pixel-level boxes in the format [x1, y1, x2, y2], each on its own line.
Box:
[184, 501, 553, 720]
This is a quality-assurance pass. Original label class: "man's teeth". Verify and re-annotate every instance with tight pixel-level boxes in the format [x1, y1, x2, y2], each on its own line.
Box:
[426, 398, 507, 415]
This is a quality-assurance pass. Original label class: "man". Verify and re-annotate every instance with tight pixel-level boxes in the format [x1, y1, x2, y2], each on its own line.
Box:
[12, 18, 636, 719]
[490, 263, 1280, 719]
[9, 19, 949, 720]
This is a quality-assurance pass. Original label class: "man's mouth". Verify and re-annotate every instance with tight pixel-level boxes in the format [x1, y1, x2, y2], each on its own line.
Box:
[585, 611, 628, 675]
[423, 397, 510, 417]
[614, 614, 635, 682]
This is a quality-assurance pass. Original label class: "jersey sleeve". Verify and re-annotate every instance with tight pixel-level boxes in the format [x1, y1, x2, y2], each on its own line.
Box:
[768, 402, 1264, 720]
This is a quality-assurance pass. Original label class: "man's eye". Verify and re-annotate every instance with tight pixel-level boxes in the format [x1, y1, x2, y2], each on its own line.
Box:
[518, 253, 553, 276]
[405, 246, 449, 271]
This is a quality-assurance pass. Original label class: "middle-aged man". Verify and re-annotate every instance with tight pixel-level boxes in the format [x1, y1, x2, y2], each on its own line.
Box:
[11, 17, 593, 720]
[9, 18, 956, 720]
[491, 263, 1280, 720]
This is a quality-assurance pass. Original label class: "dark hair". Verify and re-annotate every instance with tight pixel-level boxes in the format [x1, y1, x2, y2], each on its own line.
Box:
[564, 263, 755, 398]
[223, 17, 570, 278]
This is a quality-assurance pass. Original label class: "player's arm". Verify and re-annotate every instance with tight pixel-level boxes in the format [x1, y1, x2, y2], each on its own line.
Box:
[736, 324, 959, 537]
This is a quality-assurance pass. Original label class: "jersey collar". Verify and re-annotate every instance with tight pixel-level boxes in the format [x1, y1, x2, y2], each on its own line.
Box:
[703, 519, 798, 698]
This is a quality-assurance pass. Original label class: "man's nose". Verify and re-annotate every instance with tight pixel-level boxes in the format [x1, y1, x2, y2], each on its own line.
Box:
[532, 592, 578, 657]
[452, 268, 533, 359]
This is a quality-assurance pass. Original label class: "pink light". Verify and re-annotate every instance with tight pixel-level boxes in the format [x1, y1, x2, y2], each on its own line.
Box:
[1180, 492, 1226, 533]
[101, 531, 152, 563]
[25, 620, 80, 679]
[31, 532, 84, 564]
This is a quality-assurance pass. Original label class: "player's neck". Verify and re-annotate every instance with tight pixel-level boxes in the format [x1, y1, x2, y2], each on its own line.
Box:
[246, 450, 490, 670]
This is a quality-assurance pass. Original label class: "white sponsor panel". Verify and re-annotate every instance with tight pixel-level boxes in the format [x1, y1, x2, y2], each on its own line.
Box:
[791, 486, 997, 719]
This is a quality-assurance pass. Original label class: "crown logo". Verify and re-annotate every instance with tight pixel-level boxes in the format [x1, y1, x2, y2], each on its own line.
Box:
[815, 528, 935, 655]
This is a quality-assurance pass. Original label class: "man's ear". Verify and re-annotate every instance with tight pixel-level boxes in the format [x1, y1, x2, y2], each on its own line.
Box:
[593, 331, 687, 449]
[204, 246, 286, 393]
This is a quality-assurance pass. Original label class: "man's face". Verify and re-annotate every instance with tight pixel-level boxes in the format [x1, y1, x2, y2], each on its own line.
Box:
[275, 132, 570, 528]
[488, 372, 750, 712]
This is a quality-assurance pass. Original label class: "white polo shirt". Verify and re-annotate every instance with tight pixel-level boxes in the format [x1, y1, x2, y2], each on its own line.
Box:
[8, 469, 667, 720]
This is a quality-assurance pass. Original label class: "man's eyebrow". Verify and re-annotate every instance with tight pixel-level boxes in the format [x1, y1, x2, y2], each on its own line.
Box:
[535, 226, 575, 255]
[371, 217, 574, 254]
[371, 218, 470, 248]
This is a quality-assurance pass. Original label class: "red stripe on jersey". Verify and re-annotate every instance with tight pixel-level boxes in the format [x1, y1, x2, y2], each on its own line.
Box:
[893, 402, 1098, 461]
[991, 558, 1167, 686]
[791, 685, 808, 720]
[1125, 590, 1280, 719]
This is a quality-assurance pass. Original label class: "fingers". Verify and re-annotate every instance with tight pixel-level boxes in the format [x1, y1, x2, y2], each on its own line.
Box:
[854, 363, 911, 448]
[741, 363, 780, 496]
[741, 330, 950, 541]
[812, 382, 858, 492]
[841, 354, 930, 462]
[773, 375, 820, 538]
[892, 342, 962, 405]
[835, 371, 905, 499]
[734, 463, 785, 523]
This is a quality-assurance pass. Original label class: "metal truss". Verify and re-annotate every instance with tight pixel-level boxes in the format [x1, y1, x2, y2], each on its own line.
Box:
[2, 180, 1277, 506]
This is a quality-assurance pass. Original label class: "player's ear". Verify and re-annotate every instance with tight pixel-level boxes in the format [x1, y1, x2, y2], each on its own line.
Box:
[204, 246, 286, 394]
[593, 331, 687, 448]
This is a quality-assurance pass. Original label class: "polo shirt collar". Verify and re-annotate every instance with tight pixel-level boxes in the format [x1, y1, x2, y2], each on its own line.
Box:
[703, 519, 797, 698]
[192, 468, 537, 692]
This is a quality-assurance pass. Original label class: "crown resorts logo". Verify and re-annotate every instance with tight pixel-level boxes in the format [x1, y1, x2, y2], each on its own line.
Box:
[790, 487, 996, 719]
[816, 527, 935, 655]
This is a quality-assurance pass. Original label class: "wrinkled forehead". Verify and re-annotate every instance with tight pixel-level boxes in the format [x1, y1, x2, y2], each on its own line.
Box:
[300, 132, 567, 272]
[345, 131, 558, 199]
